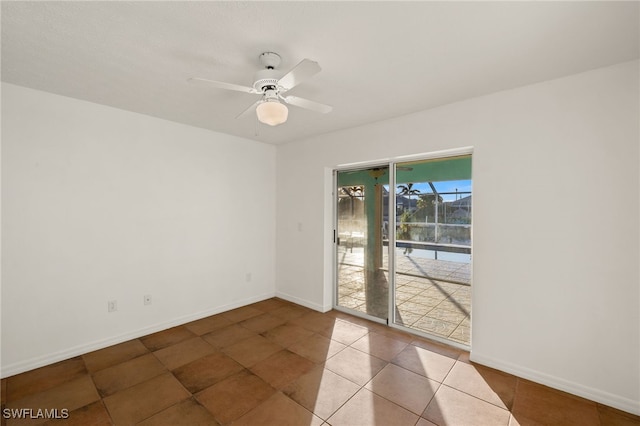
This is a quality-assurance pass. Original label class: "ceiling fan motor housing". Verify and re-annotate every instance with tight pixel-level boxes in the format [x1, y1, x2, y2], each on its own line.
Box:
[253, 68, 280, 92]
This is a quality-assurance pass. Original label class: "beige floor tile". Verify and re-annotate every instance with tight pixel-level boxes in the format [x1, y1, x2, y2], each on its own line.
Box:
[137, 398, 220, 426]
[82, 340, 148, 374]
[91, 353, 166, 397]
[320, 320, 369, 345]
[365, 363, 439, 415]
[328, 388, 419, 426]
[324, 347, 387, 386]
[283, 367, 360, 420]
[222, 335, 283, 368]
[443, 361, 517, 410]
[423, 385, 510, 426]
[172, 351, 244, 393]
[152, 337, 216, 370]
[195, 370, 275, 425]
[351, 332, 409, 361]
[391, 345, 456, 383]
[233, 392, 323, 426]
[102, 373, 189, 425]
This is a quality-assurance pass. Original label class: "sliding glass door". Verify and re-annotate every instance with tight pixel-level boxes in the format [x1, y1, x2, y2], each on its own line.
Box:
[334, 154, 472, 346]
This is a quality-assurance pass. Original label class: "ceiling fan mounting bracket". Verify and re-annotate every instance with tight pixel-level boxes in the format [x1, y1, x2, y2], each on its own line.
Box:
[259, 52, 281, 70]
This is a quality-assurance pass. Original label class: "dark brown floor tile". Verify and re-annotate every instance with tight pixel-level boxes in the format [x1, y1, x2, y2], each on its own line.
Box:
[222, 335, 283, 368]
[324, 347, 387, 386]
[238, 313, 286, 333]
[82, 340, 148, 374]
[269, 305, 311, 321]
[423, 385, 510, 426]
[233, 392, 323, 426]
[252, 298, 291, 313]
[443, 361, 517, 410]
[2, 378, 7, 404]
[201, 324, 257, 349]
[152, 337, 216, 370]
[221, 306, 263, 323]
[6, 375, 100, 426]
[391, 345, 456, 383]
[289, 311, 337, 333]
[365, 363, 439, 415]
[42, 401, 112, 426]
[6, 358, 86, 402]
[137, 398, 220, 425]
[509, 413, 547, 426]
[262, 324, 314, 348]
[250, 350, 315, 390]
[511, 380, 600, 426]
[139, 326, 196, 352]
[410, 337, 463, 360]
[288, 333, 347, 364]
[183, 314, 232, 336]
[102, 372, 189, 425]
[172, 352, 244, 393]
[320, 320, 369, 346]
[598, 403, 640, 426]
[283, 366, 360, 420]
[91, 353, 166, 397]
[195, 370, 275, 425]
[328, 388, 419, 426]
[351, 331, 409, 361]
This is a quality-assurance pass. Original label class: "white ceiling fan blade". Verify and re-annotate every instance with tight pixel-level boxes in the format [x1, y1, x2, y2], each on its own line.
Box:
[235, 100, 262, 119]
[277, 59, 321, 91]
[282, 96, 332, 114]
[188, 77, 258, 94]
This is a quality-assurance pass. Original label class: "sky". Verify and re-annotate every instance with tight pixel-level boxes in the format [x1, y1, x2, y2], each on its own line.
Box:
[396, 180, 472, 202]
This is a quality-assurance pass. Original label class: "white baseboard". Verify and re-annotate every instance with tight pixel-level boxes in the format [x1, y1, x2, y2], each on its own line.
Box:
[1, 292, 276, 378]
[470, 352, 640, 416]
[275, 291, 327, 312]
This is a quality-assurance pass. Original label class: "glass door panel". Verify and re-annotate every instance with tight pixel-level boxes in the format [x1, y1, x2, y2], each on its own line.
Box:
[393, 156, 472, 346]
[336, 167, 389, 320]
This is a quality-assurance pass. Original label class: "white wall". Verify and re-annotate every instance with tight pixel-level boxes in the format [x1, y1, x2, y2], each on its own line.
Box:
[1, 83, 277, 376]
[276, 61, 639, 414]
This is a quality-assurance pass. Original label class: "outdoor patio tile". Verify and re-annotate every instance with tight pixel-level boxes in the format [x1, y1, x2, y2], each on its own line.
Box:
[365, 363, 439, 415]
[195, 370, 276, 425]
[92, 353, 166, 397]
[137, 398, 220, 426]
[351, 332, 409, 361]
[324, 347, 387, 386]
[6, 357, 87, 402]
[139, 326, 196, 352]
[413, 317, 458, 337]
[283, 367, 360, 420]
[152, 336, 216, 370]
[183, 314, 231, 335]
[449, 325, 470, 344]
[233, 392, 323, 426]
[82, 339, 148, 373]
[250, 350, 316, 390]
[426, 306, 467, 323]
[172, 351, 244, 393]
[443, 361, 517, 410]
[238, 313, 287, 333]
[327, 388, 419, 426]
[395, 310, 424, 326]
[423, 385, 510, 426]
[288, 333, 347, 364]
[102, 373, 189, 425]
[201, 323, 257, 349]
[391, 345, 456, 382]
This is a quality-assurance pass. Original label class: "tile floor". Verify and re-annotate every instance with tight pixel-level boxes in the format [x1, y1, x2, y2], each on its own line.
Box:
[1, 298, 638, 426]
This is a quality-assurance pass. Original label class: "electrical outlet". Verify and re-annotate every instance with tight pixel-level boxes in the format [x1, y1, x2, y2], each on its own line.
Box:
[144, 295, 152, 305]
[108, 300, 117, 313]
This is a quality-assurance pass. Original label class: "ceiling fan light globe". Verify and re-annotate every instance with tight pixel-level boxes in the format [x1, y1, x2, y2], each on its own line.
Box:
[256, 101, 288, 126]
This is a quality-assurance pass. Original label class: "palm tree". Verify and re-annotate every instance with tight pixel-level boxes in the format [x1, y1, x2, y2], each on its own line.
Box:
[397, 183, 420, 214]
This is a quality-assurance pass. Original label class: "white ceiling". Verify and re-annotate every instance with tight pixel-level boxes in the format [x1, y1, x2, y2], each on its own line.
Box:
[2, 1, 638, 145]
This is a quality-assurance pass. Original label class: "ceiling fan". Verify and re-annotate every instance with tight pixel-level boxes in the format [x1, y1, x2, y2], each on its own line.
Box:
[189, 52, 332, 126]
